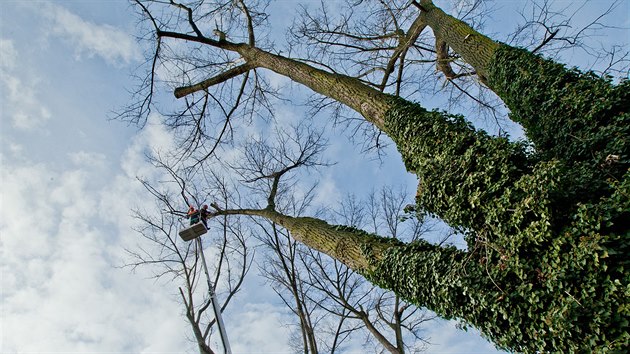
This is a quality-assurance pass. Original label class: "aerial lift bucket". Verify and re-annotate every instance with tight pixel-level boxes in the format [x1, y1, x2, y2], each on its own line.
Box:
[179, 222, 207, 241]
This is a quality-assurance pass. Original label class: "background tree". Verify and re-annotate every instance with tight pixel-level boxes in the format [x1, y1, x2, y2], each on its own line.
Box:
[125, 0, 629, 352]
[223, 122, 438, 353]
[221, 121, 444, 353]
[257, 223, 324, 353]
[298, 187, 441, 353]
[232, 123, 330, 353]
[126, 155, 252, 354]
[153, 124, 441, 353]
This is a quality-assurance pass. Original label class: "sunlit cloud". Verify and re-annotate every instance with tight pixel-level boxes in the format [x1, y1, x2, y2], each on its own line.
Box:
[0, 38, 51, 131]
[44, 3, 141, 66]
[229, 302, 292, 352]
[0, 145, 190, 352]
[0, 38, 17, 69]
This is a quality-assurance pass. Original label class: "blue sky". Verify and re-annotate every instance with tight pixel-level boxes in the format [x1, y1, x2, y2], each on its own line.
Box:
[1, 0, 627, 353]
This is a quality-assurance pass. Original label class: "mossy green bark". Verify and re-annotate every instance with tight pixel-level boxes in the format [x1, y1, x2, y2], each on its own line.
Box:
[419, 0, 498, 81]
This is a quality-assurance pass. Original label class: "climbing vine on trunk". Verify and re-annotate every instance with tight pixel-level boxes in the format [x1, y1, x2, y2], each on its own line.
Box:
[366, 44, 630, 352]
[129, 0, 629, 352]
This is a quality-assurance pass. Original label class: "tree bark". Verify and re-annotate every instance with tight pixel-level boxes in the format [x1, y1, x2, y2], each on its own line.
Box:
[214, 207, 474, 328]
[186, 311, 215, 354]
[234, 45, 392, 129]
[419, 0, 499, 83]
[168, 37, 393, 129]
[358, 311, 398, 353]
[220, 208, 402, 272]
[393, 298, 405, 353]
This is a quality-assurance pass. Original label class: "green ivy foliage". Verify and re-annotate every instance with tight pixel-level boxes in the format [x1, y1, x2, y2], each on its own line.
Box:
[367, 46, 630, 352]
[382, 97, 532, 235]
[487, 45, 630, 212]
[332, 224, 404, 257]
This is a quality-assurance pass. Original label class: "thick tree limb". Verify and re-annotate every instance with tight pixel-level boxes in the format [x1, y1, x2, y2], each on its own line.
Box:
[419, 0, 499, 82]
[174, 63, 256, 98]
[379, 14, 428, 90]
[161, 27, 392, 127]
[207, 207, 400, 271]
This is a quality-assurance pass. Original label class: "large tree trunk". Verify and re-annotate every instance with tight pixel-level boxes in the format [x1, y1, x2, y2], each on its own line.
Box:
[420, 0, 628, 163]
[170, 38, 393, 129]
[194, 49, 532, 234]
[236, 46, 393, 129]
[419, 0, 498, 83]
[154, 1, 628, 352]
[420, 0, 629, 213]
[163, 11, 532, 234]
[223, 208, 401, 272]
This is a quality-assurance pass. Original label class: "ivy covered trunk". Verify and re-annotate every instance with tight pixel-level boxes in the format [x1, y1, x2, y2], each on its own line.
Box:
[419, 0, 498, 82]
[168, 1, 628, 351]
[380, 95, 629, 352]
[229, 23, 628, 354]
[373, 3, 628, 351]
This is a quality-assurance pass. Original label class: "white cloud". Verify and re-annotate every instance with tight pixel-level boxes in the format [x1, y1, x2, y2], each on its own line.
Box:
[1, 112, 272, 352]
[0, 40, 51, 131]
[68, 151, 107, 168]
[44, 3, 141, 66]
[8, 143, 24, 157]
[0, 142, 189, 352]
[120, 113, 176, 180]
[1, 2, 140, 132]
[425, 319, 498, 354]
[0, 38, 17, 69]
[12, 107, 51, 131]
[312, 173, 341, 207]
[229, 302, 292, 352]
